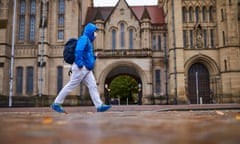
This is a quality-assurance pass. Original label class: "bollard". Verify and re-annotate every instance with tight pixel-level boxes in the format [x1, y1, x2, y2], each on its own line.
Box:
[118, 98, 120, 105]
[200, 97, 203, 104]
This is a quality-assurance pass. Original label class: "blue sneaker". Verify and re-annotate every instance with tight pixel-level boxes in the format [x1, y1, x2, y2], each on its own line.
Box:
[97, 104, 112, 112]
[51, 103, 66, 113]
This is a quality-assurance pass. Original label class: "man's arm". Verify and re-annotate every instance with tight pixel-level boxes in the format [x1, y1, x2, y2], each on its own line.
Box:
[75, 36, 88, 68]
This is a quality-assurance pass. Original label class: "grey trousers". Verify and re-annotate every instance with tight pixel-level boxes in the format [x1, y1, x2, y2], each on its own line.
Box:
[54, 63, 103, 108]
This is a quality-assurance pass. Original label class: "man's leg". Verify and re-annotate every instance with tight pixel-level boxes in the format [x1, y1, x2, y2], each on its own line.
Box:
[83, 70, 112, 112]
[54, 64, 88, 104]
[83, 71, 103, 108]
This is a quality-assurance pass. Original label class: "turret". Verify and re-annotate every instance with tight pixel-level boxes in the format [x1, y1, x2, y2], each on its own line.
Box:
[94, 8, 104, 49]
[140, 7, 151, 49]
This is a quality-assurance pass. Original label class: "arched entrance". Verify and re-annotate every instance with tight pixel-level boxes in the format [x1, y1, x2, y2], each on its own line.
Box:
[188, 63, 210, 104]
[104, 66, 142, 105]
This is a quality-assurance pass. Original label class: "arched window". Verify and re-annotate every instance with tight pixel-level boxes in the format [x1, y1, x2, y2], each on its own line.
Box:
[203, 30, 207, 48]
[190, 30, 193, 48]
[26, 66, 34, 94]
[29, 0, 36, 41]
[19, 0, 26, 40]
[163, 33, 167, 49]
[224, 59, 227, 71]
[189, 7, 193, 22]
[209, 6, 214, 22]
[238, 1, 240, 20]
[202, 6, 207, 22]
[120, 23, 125, 48]
[16, 67, 23, 94]
[221, 9, 224, 21]
[152, 35, 156, 50]
[58, 30, 64, 40]
[112, 29, 116, 50]
[210, 29, 214, 48]
[183, 30, 187, 48]
[58, 16, 64, 27]
[222, 31, 225, 46]
[155, 69, 161, 94]
[58, 0, 65, 40]
[57, 66, 63, 93]
[129, 29, 134, 49]
[182, 7, 187, 22]
[59, 0, 64, 13]
[196, 7, 200, 22]
[158, 35, 162, 50]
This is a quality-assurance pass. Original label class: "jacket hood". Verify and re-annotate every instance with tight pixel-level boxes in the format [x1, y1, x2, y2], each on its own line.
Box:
[83, 23, 99, 42]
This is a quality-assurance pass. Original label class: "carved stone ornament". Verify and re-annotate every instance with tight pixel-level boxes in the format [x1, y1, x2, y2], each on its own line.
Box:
[194, 24, 203, 48]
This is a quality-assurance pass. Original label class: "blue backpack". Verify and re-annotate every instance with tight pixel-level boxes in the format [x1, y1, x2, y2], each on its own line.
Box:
[63, 38, 78, 64]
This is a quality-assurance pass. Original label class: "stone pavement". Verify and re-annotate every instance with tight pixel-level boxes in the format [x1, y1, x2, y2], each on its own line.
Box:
[0, 104, 240, 144]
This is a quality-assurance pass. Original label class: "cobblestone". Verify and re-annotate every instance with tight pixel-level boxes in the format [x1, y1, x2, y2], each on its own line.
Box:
[0, 104, 240, 144]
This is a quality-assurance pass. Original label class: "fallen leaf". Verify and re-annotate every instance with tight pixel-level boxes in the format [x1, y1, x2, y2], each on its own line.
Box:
[235, 113, 240, 120]
[215, 111, 224, 116]
[56, 120, 68, 125]
[42, 116, 53, 124]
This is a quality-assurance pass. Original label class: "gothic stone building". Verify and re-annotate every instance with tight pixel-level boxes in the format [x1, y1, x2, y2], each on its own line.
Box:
[0, 0, 239, 106]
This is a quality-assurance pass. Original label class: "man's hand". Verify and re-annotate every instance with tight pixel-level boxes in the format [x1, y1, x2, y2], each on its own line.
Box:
[68, 69, 72, 76]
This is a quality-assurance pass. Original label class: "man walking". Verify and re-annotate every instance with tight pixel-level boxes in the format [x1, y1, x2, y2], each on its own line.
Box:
[51, 23, 112, 113]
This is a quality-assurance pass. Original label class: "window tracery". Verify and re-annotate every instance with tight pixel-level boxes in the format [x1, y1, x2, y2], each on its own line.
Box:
[182, 0, 216, 49]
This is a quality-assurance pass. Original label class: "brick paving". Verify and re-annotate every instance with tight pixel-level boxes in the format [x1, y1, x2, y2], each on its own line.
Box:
[0, 104, 240, 144]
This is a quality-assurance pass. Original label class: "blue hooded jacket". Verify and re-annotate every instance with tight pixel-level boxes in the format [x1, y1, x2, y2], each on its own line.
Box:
[75, 23, 98, 70]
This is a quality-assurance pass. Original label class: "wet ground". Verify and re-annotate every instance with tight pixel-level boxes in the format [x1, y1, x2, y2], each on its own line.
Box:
[0, 104, 240, 144]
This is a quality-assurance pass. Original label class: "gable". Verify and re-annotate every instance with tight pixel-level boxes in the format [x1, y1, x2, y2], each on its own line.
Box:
[131, 6, 165, 24]
[85, 0, 165, 25]
[106, 0, 139, 24]
[85, 7, 114, 24]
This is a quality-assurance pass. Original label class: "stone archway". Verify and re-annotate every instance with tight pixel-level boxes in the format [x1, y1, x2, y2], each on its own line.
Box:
[188, 63, 210, 104]
[104, 65, 142, 105]
[184, 54, 220, 104]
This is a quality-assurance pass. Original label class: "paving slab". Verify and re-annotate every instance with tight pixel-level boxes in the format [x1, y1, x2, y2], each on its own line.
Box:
[0, 105, 240, 144]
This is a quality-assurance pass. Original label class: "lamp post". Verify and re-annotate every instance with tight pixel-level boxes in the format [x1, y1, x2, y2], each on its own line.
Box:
[104, 84, 110, 104]
[138, 83, 142, 105]
[9, 0, 17, 107]
[39, 0, 46, 97]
